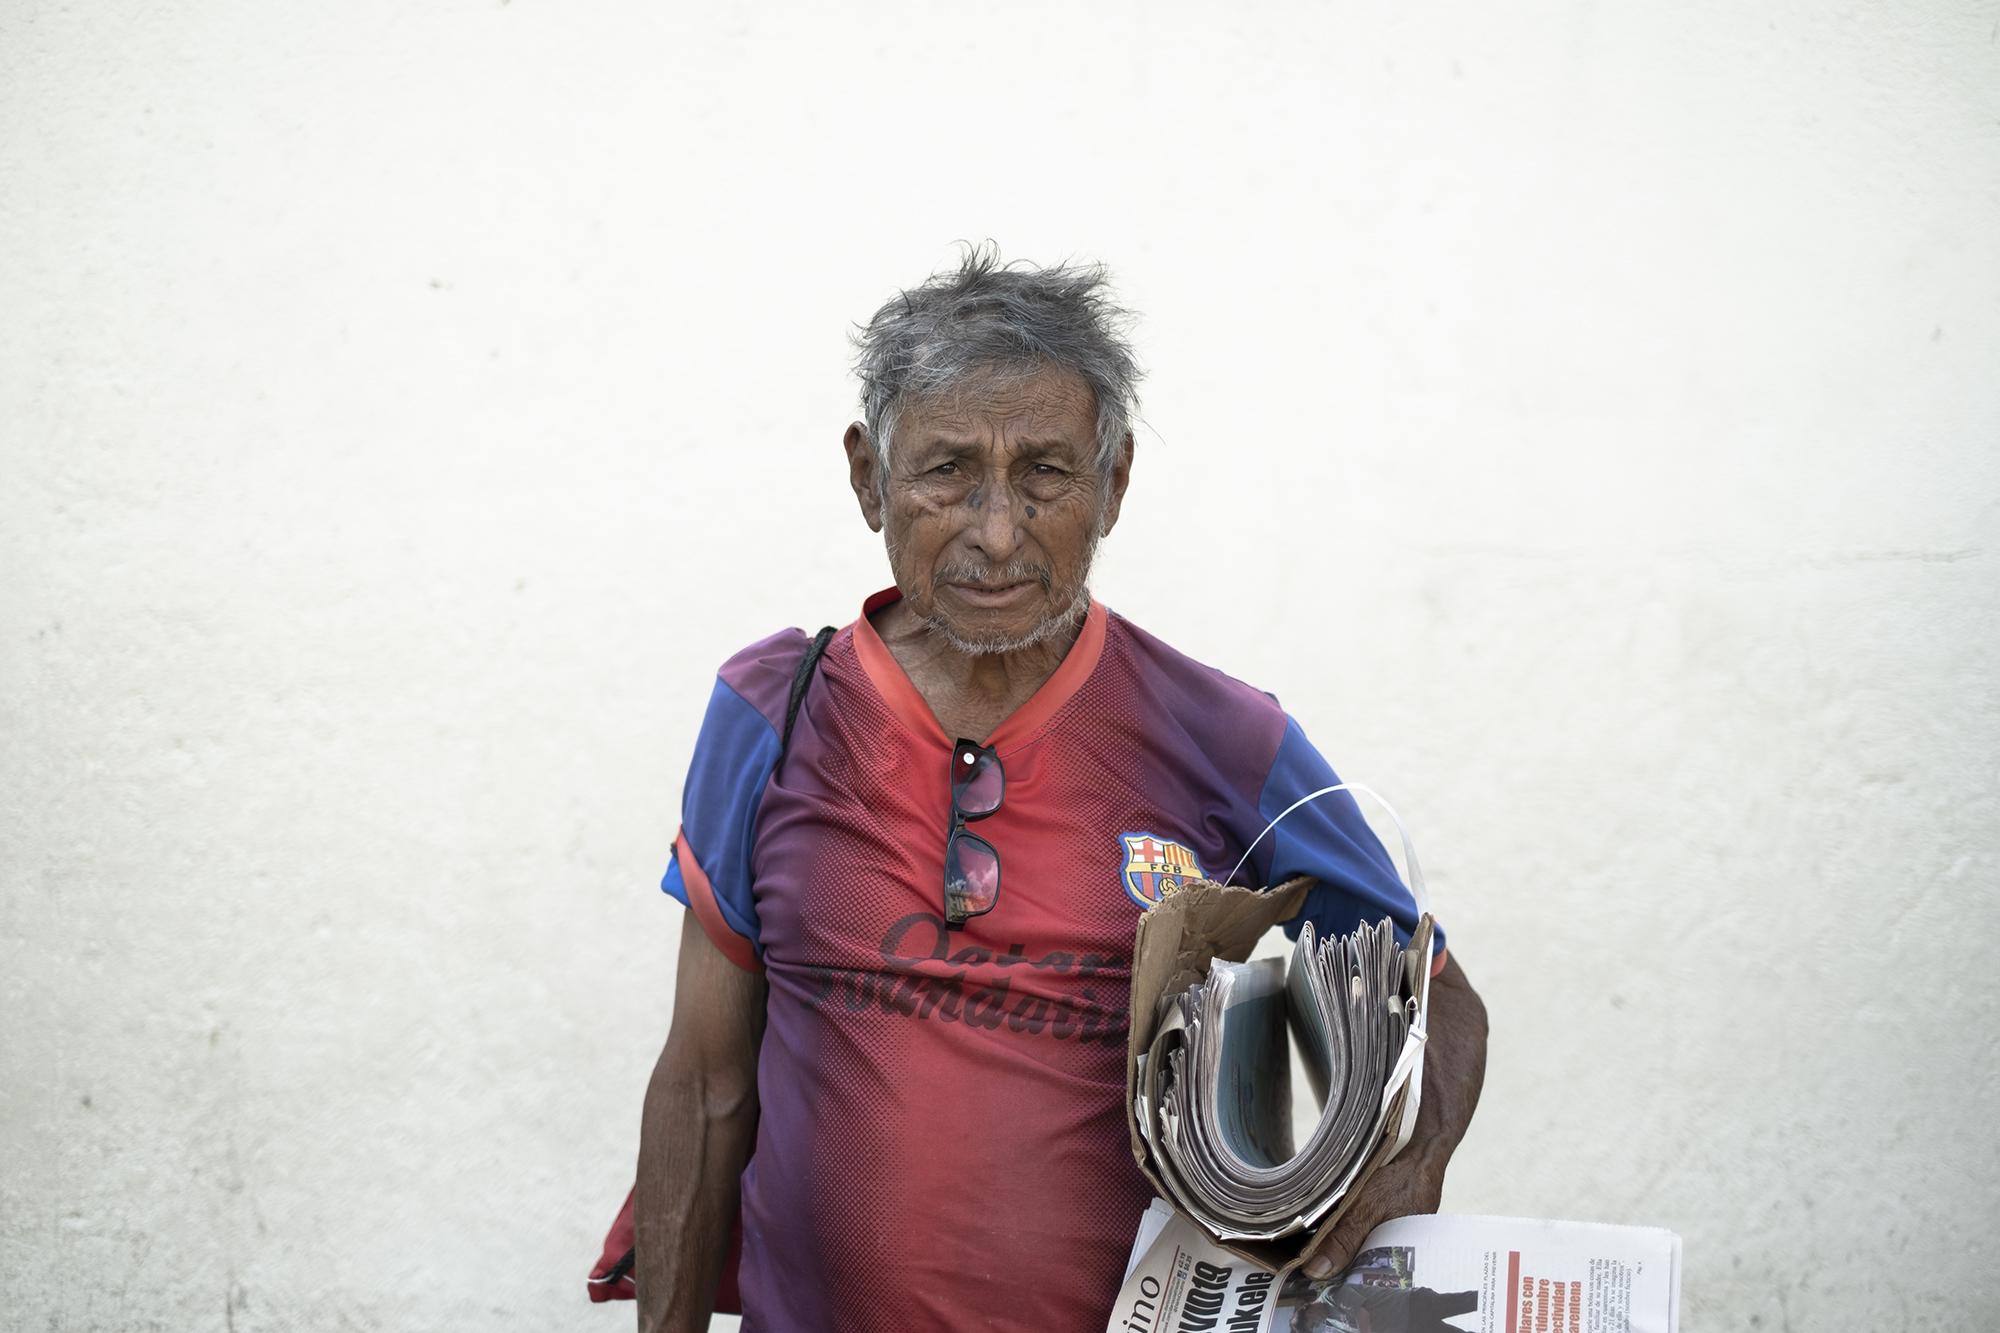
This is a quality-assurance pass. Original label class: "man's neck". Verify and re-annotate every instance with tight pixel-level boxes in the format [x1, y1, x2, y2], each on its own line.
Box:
[871, 597, 1084, 742]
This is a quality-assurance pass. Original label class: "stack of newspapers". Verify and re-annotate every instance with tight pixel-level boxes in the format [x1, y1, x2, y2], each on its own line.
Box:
[1135, 914, 1434, 1241]
[1111, 1201, 1684, 1333]
[1119, 904, 1683, 1333]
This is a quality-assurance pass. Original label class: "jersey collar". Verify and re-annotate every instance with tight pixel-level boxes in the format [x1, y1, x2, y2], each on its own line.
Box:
[851, 585, 1108, 753]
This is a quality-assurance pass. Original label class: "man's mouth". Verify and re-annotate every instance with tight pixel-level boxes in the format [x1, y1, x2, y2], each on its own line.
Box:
[947, 581, 1036, 608]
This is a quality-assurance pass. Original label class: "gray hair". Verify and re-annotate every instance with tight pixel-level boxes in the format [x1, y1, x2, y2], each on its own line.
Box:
[850, 244, 1143, 476]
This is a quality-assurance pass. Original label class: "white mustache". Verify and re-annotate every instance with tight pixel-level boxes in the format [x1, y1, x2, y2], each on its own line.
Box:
[933, 563, 1053, 592]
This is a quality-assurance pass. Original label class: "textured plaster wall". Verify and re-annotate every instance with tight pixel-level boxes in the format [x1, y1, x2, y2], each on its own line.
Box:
[3, 2, 1996, 1329]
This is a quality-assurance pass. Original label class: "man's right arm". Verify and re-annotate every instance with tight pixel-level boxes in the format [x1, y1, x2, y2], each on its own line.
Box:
[634, 919, 767, 1333]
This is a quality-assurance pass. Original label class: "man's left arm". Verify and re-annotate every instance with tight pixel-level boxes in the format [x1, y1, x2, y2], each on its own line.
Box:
[1298, 951, 1489, 1278]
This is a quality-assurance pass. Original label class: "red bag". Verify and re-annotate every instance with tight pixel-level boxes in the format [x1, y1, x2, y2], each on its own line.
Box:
[585, 1187, 639, 1304]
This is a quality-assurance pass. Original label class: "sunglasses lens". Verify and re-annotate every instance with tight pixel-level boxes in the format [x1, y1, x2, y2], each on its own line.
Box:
[952, 742, 1004, 818]
[944, 830, 1001, 925]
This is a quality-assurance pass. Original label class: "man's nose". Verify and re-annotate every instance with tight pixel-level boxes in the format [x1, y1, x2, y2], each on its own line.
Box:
[966, 484, 1024, 563]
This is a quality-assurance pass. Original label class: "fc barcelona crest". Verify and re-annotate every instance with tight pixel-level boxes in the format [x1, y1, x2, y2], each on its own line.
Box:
[1120, 832, 1206, 909]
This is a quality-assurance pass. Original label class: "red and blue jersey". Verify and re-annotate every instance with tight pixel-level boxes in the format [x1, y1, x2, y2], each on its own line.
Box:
[663, 588, 1443, 1332]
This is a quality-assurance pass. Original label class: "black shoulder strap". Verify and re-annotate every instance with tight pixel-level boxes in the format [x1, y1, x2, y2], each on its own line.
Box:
[781, 626, 837, 755]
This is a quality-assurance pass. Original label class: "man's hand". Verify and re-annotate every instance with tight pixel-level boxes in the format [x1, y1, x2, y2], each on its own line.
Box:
[1297, 952, 1488, 1280]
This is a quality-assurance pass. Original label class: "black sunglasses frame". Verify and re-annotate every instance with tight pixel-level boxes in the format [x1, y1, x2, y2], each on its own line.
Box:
[943, 738, 1004, 929]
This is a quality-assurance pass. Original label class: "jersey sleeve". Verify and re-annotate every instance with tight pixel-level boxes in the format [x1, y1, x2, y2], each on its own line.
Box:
[1248, 713, 1448, 974]
[660, 674, 785, 972]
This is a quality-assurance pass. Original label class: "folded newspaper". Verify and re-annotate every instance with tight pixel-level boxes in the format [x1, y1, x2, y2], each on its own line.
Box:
[1111, 1199, 1682, 1333]
[1138, 912, 1435, 1241]
[1123, 876, 1431, 1275]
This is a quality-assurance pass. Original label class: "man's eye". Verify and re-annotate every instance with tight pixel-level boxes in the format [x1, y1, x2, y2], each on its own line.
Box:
[1031, 464, 1063, 476]
[932, 462, 958, 476]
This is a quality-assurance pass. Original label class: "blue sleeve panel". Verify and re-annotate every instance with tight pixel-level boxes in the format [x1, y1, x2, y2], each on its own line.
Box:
[1251, 714, 1446, 958]
[658, 676, 784, 954]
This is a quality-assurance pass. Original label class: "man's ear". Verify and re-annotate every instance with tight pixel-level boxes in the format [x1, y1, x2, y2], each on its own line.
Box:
[1098, 431, 1136, 537]
[843, 422, 884, 532]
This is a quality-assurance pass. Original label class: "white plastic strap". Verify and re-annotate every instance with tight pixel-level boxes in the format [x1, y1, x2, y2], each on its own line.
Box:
[1217, 782, 1430, 920]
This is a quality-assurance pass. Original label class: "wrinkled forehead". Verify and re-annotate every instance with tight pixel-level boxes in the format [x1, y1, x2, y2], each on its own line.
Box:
[893, 364, 1098, 454]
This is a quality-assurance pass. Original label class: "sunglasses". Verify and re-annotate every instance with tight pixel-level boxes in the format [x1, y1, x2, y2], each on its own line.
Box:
[944, 738, 1004, 928]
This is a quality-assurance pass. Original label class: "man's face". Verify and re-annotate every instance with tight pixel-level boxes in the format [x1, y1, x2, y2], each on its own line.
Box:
[844, 365, 1132, 654]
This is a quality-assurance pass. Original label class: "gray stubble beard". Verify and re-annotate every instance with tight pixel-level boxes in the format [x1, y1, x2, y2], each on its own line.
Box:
[886, 529, 1101, 658]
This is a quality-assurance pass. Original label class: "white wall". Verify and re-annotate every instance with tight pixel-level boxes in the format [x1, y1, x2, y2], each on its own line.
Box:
[3, 1, 1995, 1328]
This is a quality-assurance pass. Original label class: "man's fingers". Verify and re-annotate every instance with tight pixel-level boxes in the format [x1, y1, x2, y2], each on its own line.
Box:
[1297, 1160, 1444, 1280]
[1298, 1178, 1397, 1280]
[1300, 1215, 1367, 1280]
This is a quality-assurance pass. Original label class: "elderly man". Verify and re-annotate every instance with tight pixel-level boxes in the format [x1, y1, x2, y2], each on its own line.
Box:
[628, 249, 1488, 1332]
